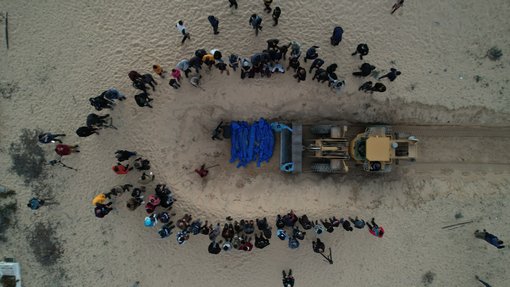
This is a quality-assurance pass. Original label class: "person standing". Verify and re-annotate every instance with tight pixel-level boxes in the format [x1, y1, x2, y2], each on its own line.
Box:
[352, 43, 369, 60]
[228, 0, 238, 9]
[263, 0, 273, 13]
[176, 20, 191, 44]
[208, 15, 220, 35]
[330, 26, 344, 46]
[249, 14, 263, 36]
[272, 6, 281, 26]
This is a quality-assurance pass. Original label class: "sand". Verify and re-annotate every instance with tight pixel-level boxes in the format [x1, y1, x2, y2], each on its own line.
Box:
[1, 0, 510, 286]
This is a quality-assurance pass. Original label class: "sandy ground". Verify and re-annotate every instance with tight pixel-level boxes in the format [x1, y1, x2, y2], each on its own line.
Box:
[1, 0, 510, 286]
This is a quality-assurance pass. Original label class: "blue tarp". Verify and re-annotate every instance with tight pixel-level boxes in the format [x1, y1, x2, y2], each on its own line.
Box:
[230, 118, 274, 168]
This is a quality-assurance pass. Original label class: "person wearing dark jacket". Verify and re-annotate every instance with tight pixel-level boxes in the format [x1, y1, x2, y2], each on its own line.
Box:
[76, 126, 99, 137]
[330, 26, 344, 46]
[353, 63, 376, 77]
[272, 6, 281, 26]
[352, 43, 369, 60]
[208, 15, 220, 35]
[249, 14, 263, 36]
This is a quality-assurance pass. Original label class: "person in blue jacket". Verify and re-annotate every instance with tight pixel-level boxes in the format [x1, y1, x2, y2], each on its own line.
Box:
[208, 15, 220, 35]
[330, 26, 344, 46]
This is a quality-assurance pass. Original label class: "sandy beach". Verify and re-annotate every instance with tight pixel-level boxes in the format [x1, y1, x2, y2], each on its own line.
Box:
[1, 0, 510, 286]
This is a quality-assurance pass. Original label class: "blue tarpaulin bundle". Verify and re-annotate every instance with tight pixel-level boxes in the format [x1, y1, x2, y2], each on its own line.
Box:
[230, 118, 274, 168]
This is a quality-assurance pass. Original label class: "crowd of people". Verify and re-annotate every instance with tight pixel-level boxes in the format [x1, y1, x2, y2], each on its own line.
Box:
[29, 1, 504, 286]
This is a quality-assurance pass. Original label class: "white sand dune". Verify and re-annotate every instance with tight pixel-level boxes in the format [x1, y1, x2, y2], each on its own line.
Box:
[1, 0, 509, 286]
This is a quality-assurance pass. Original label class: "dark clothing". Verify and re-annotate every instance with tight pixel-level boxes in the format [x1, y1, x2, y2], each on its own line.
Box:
[76, 126, 98, 137]
[169, 79, 180, 89]
[94, 203, 112, 218]
[379, 68, 401, 81]
[27, 198, 45, 210]
[353, 63, 376, 77]
[331, 26, 344, 46]
[264, 0, 273, 13]
[294, 67, 306, 82]
[142, 74, 157, 91]
[229, 0, 238, 9]
[272, 7, 281, 26]
[249, 15, 263, 36]
[313, 239, 325, 253]
[309, 58, 324, 73]
[352, 43, 369, 60]
[89, 96, 114, 111]
[86, 113, 110, 128]
[134, 92, 153, 108]
[359, 81, 373, 92]
[372, 83, 386, 93]
[342, 220, 353, 231]
[208, 241, 222, 254]
[208, 16, 220, 34]
[115, 150, 137, 162]
[38, 133, 65, 144]
[304, 46, 319, 62]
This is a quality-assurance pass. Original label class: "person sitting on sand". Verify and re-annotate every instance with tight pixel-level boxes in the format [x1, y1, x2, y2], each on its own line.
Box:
[277, 228, 288, 241]
[38, 132, 66, 144]
[293, 67, 306, 82]
[298, 214, 312, 230]
[55, 144, 79, 156]
[349, 216, 366, 229]
[209, 223, 221, 241]
[321, 219, 335, 233]
[27, 197, 46, 210]
[313, 220, 325, 235]
[312, 238, 325, 253]
[288, 236, 300, 249]
[293, 226, 306, 240]
[112, 163, 132, 175]
[379, 68, 401, 81]
[153, 64, 165, 78]
[304, 45, 319, 62]
[282, 269, 295, 287]
[115, 150, 137, 162]
[475, 229, 505, 249]
[94, 202, 113, 218]
[309, 58, 324, 74]
[138, 171, 155, 184]
[371, 82, 387, 93]
[176, 230, 190, 245]
[158, 222, 175, 239]
[353, 63, 376, 77]
[208, 240, 222, 254]
[133, 157, 150, 171]
[239, 235, 253, 251]
[76, 126, 99, 137]
[134, 92, 153, 108]
[359, 81, 373, 93]
[254, 233, 270, 249]
[340, 218, 353, 231]
[352, 43, 369, 60]
[367, 218, 385, 238]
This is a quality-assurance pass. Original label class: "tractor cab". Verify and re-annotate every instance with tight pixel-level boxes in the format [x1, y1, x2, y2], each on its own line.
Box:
[350, 126, 418, 173]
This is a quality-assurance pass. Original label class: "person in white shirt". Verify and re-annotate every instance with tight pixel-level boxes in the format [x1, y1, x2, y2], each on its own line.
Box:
[176, 20, 190, 44]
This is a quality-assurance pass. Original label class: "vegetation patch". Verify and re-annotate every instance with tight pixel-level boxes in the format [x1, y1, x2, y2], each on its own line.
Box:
[28, 224, 63, 266]
[9, 129, 47, 185]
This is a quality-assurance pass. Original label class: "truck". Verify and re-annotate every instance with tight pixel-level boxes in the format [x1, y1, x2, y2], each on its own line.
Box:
[225, 120, 418, 174]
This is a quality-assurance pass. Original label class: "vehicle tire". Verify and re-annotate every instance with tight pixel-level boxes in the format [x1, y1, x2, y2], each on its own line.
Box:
[310, 125, 332, 136]
[311, 162, 334, 173]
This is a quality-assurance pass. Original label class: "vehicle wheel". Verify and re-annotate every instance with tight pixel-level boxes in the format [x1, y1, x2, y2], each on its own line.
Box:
[310, 125, 332, 136]
[311, 162, 334, 173]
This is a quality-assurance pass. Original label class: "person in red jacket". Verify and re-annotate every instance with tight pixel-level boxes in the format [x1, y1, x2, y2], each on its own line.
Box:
[112, 163, 132, 175]
[367, 218, 384, 238]
[55, 144, 79, 156]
